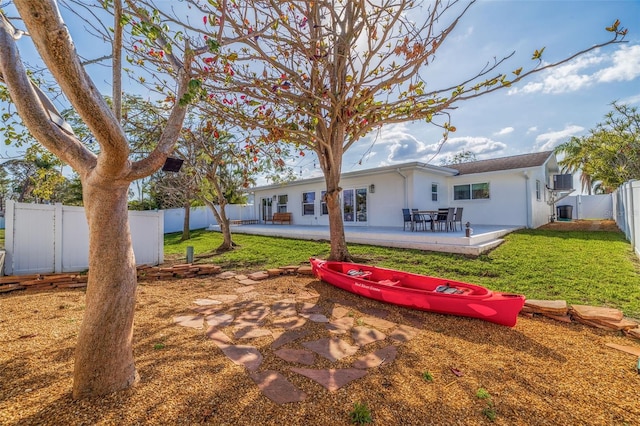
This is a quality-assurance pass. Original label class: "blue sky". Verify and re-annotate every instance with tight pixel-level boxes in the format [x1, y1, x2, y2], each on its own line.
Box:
[3, 1, 640, 183]
[295, 0, 640, 178]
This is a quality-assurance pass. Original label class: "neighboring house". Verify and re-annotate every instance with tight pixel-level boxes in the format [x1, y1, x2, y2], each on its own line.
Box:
[250, 151, 571, 229]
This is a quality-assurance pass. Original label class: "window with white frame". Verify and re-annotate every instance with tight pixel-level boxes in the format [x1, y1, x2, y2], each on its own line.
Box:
[535, 180, 541, 201]
[302, 191, 315, 215]
[321, 191, 328, 215]
[343, 187, 368, 222]
[431, 183, 438, 202]
[453, 182, 490, 200]
[277, 194, 288, 212]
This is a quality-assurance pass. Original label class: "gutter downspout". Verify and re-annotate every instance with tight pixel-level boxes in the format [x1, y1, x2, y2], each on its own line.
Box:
[396, 168, 408, 208]
[524, 171, 531, 228]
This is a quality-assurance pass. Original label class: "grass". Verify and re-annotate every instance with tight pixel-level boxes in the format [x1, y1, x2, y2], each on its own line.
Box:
[164, 228, 640, 318]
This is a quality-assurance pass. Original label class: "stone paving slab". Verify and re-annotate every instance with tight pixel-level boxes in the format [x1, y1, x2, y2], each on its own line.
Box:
[330, 306, 351, 319]
[299, 303, 324, 314]
[299, 313, 329, 323]
[271, 317, 307, 329]
[233, 326, 273, 339]
[250, 370, 307, 404]
[248, 271, 269, 281]
[234, 307, 271, 325]
[218, 344, 263, 371]
[206, 326, 231, 346]
[174, 315, 204, 329]
[290, 368, 367, 392]
[218, 271, 237, 279]
[389, 324, 421, 343]
[353, 345, 398, 369]
[361, 307, 391, 318]
[274, 348, 316, 365]
[193, 298, 223, 306]
[205, 313, 234, 328]
[362, 316, 397, 331]
[326, 317, 354, 334]
[271, 329, 311, 349]
[207, 294, 239, 303]
[352, 326, 386, 346]
[235, 285, 256, 293]
[190, 306, 223, 315]
[302, 338, 359, 362]
[272, 299, 298, 317]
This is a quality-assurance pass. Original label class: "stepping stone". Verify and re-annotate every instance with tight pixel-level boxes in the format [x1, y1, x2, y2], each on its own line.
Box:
[218, 271, 237, 279]
[299, 303, 324, 314]
[523, 299, 568, 315]
[271, 329, 311, 349]
[353, 346, 398, 369]
[330, 306, 351, 319]
[362, 316, 397, 331]
[296, 291, 319, 301]
[272, 299, 298, 317]
[174, 315, 204, 329]
[207, 294, 239, 303]
[250, 370, 307, 404]
[272, 317, 307, 330]
[291, 368, 367, 391]
[235, 285, 256, 294]
[361, 307, 391, 318]
[274, 348, 316, 365]
[570, 304, 624, 321]
[297, 265, 314, 275]
[239, 291, 261, 300]
[194, 298, 223, 306]
[233, 326, 273, 339]
[299, 313, 329, 323]
[238, 279, 259, 286]
[352, 326, 386, 346]
[235, 307, 271, 325]
[234, 275, 249, 281]
[389, 324, 420, 343]
[190, 306, 223, 315]
[218, 344, 263, 371]
[248, 271, 269, 280]
[326, 317, 354, 334]
[303, 338, 359, 362]
[206, 326, 231, 346]
[205, 313, 234, 328]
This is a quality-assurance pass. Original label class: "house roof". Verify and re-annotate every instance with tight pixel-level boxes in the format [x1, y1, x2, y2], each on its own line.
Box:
[448, 151, 554, 175]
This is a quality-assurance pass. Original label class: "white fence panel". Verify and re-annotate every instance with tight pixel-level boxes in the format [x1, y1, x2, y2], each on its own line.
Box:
[4, 200, 163, 275]
[561, 194, 613, 220]
[613, 180, 640, 260]
[163, 204, 256, 233]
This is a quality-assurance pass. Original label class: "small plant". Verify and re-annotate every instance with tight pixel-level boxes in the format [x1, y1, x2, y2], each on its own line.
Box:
[476, 388, 496, 421]
[350, 402, 372, 425]
[476, 388, 491, 399]
[356, 318, 365, 326]
[153, 343, 165, 350]
[421, 371, 434, 382]
[482, 402, 497, 422]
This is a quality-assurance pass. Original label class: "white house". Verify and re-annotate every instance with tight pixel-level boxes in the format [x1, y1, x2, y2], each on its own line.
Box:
[250, 151, 571, 229]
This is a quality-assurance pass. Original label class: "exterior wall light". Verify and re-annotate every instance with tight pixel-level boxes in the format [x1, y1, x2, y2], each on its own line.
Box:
[369, 184, 375, 193]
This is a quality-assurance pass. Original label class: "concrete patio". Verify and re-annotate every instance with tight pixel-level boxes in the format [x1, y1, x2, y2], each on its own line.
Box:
[211, 223, 522, 256]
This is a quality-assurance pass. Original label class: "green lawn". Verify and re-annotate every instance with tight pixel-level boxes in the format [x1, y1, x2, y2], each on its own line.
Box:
[165, 228, 640, 318]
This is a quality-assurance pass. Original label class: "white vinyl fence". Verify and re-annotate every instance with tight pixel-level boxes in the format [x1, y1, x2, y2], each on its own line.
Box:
[163, 204, 256, 233]
[613, 180, 640, 259]
[4, 200, 164, 275]
[557, 194, 613, 220]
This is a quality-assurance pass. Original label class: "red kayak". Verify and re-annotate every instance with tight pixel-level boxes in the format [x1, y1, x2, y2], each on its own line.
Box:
[310, 258, 525, 327]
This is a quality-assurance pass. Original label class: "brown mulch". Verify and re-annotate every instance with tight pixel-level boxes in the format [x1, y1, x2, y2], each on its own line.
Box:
[538, 219, 619, 232]
[1, 274, 639, 426]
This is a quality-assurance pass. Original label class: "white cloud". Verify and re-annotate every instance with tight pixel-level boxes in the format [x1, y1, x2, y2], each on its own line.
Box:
[534, 125, 584, 151]
[494, 126, 514, 136]
[527, 126, 538, 133]
[508, 44, 640, 95]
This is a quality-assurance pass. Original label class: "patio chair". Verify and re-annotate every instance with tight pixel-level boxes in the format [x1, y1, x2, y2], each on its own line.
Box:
[452, 207, 464, 231]
[402, 209, 413, 231]
[411, 209, 429, 231]
[435, 208, 455, 232]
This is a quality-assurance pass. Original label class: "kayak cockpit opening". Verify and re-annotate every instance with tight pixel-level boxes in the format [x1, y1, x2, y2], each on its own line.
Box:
[347, 269, 372, 278]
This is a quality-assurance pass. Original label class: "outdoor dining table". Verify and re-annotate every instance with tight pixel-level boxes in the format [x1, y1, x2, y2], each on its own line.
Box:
[416, 210, 439, 231]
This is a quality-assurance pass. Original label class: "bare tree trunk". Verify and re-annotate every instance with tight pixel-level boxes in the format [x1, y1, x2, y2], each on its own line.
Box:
[72, 180, 137, 399]
[324, 169, 351, 262]
[181, 200, 190, 241]
[204, 199, 235, 251]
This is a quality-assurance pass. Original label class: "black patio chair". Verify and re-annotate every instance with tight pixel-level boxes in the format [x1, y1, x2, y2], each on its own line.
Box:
[452, 207, 464, 231]
[402, 208, 413, 231]
[435, 207, 455, 232]
[411, 209, 429, 231]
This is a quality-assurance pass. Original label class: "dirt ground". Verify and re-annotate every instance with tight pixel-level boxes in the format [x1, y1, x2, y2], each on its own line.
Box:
[1, 272, 639, 426]
[538, 219, 619, 232]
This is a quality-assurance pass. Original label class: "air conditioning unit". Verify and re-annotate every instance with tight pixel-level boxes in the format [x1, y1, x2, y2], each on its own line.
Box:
[553, 174, 573, 190]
